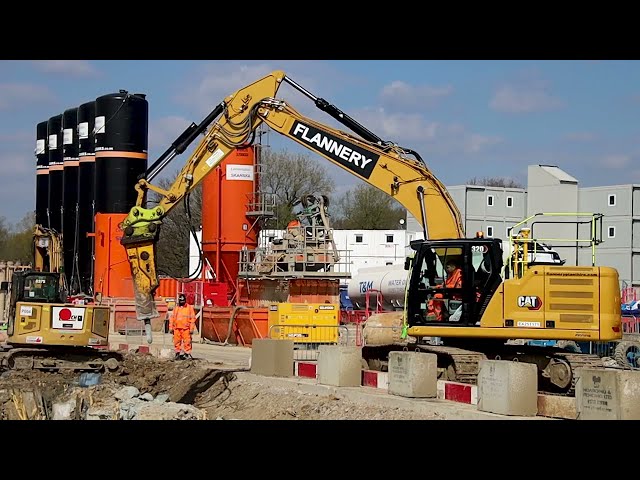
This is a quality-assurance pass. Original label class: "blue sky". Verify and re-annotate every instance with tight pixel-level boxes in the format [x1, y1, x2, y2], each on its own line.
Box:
[0, 59, 639, 225]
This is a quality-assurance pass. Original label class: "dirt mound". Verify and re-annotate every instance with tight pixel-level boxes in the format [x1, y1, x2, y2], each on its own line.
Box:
[0, 353, 443, 420]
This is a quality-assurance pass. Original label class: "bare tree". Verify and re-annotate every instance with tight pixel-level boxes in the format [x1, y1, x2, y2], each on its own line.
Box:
[467, 176, 524, 188]
[260, 148, 335, 228]
[332, 184, 407, 230]
[147, 174, 202, 279]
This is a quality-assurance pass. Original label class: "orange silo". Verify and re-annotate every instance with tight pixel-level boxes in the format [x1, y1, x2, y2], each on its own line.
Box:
[201, 147, 258, 303]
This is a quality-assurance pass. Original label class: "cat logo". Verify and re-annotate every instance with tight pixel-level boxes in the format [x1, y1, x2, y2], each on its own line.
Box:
[517, 295, 542, 310]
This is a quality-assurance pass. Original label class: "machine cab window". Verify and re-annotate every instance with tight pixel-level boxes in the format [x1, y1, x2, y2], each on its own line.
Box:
[413, 245, 464, 324]
[408, 240, 503, 327]
[20, 274, 59, 303]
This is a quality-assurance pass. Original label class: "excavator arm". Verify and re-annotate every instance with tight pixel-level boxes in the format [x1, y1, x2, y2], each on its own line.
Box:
[120, 69, 464, 321]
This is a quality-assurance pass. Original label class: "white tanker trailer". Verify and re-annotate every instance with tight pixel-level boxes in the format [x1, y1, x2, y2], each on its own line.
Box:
[347, 264, 408, 311]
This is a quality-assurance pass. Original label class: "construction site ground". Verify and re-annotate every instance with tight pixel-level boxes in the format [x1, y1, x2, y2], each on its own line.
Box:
[0, 330, 555, 420]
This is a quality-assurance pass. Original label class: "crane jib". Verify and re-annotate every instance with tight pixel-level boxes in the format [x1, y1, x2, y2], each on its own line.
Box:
[290, 121, 379, 180]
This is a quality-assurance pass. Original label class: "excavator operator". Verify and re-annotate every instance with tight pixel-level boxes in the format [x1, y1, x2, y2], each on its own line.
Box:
[427, 260, 463, 321]
[169, 293, 196, 360]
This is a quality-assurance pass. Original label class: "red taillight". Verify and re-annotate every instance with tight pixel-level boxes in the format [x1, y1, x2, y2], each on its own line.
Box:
[612, 326, 620, 332]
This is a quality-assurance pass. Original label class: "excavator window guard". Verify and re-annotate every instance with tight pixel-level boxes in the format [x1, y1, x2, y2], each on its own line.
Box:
[505, 212, 604, 279]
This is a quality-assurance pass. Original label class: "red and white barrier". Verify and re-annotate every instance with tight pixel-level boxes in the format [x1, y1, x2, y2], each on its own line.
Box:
[293, 361, 478, 405]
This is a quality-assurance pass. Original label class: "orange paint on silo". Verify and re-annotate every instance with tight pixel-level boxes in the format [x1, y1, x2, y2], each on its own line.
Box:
[93, 213, 134, 298]
[201, 147, 258, 297]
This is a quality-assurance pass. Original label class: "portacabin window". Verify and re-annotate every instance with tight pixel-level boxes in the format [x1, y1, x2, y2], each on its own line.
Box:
[487, 195, 494, 207]
[386, 234, 394, 243]
[355, 234, 363, 243]
[486, 226, 494, 237]
[608, 194, 616, 207]
[507, 196, 514, 208]
[608, 226, 616, 238]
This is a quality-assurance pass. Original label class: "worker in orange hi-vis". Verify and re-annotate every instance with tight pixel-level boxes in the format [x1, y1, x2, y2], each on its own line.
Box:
[169, 293, 196, 360]
[427, 260, 463, 321]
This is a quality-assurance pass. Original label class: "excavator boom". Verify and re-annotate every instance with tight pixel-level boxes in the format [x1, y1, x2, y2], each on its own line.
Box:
[121, 70, 463, 321]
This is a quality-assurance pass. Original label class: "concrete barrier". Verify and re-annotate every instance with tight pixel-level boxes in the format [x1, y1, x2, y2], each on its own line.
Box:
[477, 360, 538, 417]
[317, 345, 362, 387]
[388, 351, 437, 398]
[250, 338, 294, 377]
[575, 367, 640, 420]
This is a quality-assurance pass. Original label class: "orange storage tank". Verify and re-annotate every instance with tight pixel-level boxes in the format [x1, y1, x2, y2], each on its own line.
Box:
[93, 213, 134, 298]
[201, 147, 258, 297]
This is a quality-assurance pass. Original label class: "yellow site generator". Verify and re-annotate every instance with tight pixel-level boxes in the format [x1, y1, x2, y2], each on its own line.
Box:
[268, 303, 340, 346]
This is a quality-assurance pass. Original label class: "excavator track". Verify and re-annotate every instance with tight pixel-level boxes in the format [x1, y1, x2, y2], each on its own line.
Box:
[415, 345, 487, 385]
[0, 346, 123, 373]
[410, 343, 605, 396]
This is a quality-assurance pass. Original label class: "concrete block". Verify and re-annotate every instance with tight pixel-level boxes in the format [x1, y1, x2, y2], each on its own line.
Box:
[388, 351, 437, 398]
[317, 345, 362, 387]
[537, 394, 576, 419]
[575, 368, 640, 420]
[477, 360, 538, 416]
[250, 338, 294, 377]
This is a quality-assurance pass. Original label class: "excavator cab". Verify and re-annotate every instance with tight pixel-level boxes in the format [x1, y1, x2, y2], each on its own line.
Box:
[406, 238, 504, 327]
[6, 271, 65, 337]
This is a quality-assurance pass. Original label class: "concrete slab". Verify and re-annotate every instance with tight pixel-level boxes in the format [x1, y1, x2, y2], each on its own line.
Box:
[537, 395, 576, 420]
[250, 339, 294, 377]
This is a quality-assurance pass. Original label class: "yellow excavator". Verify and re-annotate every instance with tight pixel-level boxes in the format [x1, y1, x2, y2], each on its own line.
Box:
[0, 269, 121, 372]
[120, 70, 622, 395]
[0, 223, 121, 372]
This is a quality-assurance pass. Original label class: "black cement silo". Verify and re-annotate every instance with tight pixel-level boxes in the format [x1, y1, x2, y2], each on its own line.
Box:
[77, 101, 96, 294]
[35, 121, 49, 227]
[62, 107, 79, 291]
[94, 91, 148, 214]
[47, 114, 63, 232]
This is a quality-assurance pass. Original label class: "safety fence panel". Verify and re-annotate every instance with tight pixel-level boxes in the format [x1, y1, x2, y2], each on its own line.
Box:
[267, 324, 350, 361]
[622, 315, 640, 335]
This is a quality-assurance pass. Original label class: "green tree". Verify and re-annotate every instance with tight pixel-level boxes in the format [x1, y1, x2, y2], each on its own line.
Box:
[332, 184, 407, 230]
[0, 212, 35, 264]
[0, 216, 9, 260]
[260, 148, 335, 228]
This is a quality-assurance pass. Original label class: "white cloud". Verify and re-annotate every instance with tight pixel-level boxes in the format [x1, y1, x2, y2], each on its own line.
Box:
[175, 63, 277, 114]
[379, 81, 453, 112]
[464, 133, 503, 153]
[602, 154, 631, 169]
[173, 61, 358, 118]
[148, 115, 192, 151]
[0, 84, 55, 110]
[31, 60, 99, 77]
[490, 85, 565, 113]
[350, 107, 502, 155]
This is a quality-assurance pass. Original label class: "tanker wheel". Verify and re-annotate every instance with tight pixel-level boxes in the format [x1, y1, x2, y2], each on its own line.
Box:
[614, 341, 640, 368]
